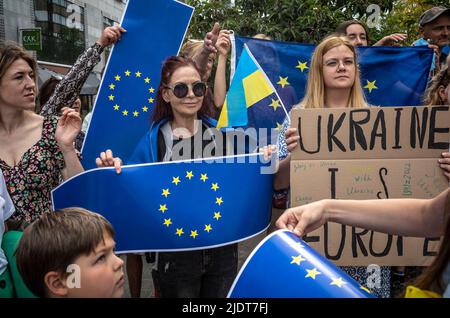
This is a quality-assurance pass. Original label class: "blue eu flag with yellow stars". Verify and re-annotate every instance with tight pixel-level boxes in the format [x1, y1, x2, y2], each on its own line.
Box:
[228, 230, 375, 298]
[52, 154, 273, 252]
[81, 0, 194, 170]
[232, 35, 433, 112]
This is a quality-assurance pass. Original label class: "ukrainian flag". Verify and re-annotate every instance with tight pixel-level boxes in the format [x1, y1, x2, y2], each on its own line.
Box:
[217, 45, 286, 131]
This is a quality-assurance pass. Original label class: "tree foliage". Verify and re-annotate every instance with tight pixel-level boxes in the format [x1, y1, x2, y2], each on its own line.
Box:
[184, 0, 446, 45]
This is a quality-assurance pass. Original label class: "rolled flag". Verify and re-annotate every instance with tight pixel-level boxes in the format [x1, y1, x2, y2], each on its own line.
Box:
[228, 230, 375, 298]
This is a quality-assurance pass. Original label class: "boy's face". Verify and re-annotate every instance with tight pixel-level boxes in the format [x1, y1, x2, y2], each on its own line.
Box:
[66, 234, 124, 298]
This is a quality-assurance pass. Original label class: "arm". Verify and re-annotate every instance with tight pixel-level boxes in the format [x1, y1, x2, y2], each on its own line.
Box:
[40, 25, 126, 116]
[213, 31, 231, 108]
[56, 108, 84, 179]
[373, 33, 407, 46]
[276, 188, 449, 238]
[193, 23, 220, 78]
[96, 149, 123, 174]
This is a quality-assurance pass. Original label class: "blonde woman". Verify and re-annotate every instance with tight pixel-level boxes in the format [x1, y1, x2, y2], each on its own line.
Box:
[273, 35, 393, 297]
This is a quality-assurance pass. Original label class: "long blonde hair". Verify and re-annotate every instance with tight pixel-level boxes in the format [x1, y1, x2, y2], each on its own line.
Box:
[423, 66, 450, 106]
[298, 35, 368, 109]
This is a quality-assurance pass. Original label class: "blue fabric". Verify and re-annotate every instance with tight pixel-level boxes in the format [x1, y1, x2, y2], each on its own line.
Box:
[52, 153, 273, 252]
[413, 38, 449, 72]
[443, 261, 450, 298]
[81, 0, 194, 170]
[127, 116, 218, 164]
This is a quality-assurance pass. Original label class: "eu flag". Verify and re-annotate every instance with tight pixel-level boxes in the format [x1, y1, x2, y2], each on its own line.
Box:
[52, 154, 273, 252]
[228, 230, 375, 298]
[232, 35, 433, 110]
[81, 0, 194, 170]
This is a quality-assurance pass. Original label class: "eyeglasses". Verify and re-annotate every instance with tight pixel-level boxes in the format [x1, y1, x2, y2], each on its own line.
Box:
[166, 82, 207, 98]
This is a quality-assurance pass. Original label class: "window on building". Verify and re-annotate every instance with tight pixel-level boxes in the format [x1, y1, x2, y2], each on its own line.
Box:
[34, 0, 85, 65]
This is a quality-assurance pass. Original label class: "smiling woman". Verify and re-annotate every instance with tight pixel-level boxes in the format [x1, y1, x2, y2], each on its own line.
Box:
[0, 43, 84, 229]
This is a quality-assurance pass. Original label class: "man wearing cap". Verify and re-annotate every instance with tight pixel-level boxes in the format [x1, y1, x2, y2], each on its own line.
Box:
[413, 6, 450, 76]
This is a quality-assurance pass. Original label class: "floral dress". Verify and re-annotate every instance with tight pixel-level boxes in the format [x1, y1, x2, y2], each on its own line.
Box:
[0, 116, 65, 226]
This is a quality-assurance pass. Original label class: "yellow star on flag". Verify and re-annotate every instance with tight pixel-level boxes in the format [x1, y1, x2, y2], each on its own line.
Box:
[149, 87, 155, 93]
[133, 111, 139, 117]
[364, 80, 378, 93]
[204, 224, 212, 232]
[269, 98, 281, 111]
[122, 110, 128, 116]
[163, 219, 172, 227]
[277, 76, 289, 88]
[305, 268, 321, 279]
[186, 171, 194, 180]
[113, 104, 120, 111]
[148, 98, 154, 103]
[296, 61, 309, 72]
[290, 255, 306, 265]
[330, 277, 347, 288]
[108, 94, 114, 101]
[275, 122, 283, 131]
[211, 183, 219, 191]
[142, 106, 148, 112]
[161, 189, 170, 198]
[135, 71, 142, 77]
[158, 204, 168, 213]
[124, 70, 131, 76]
[175, 228, 184, 236]
[109, 83, 115, 90]
[190, 230, 199, 239]
[213, 212, 221, 220]
[172, 176, 181, 185]
[144, 77, 150, 83]
[200, 173, 208, 182]
[115, 75, 121, 81]
[216, 197, 223, 205]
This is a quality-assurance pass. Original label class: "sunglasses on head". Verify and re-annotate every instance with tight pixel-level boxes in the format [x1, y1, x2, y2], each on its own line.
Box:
[166, 82, 207, 98]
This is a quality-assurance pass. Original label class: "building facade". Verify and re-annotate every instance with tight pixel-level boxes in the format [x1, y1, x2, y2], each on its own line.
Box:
[1, 0, 126, 75]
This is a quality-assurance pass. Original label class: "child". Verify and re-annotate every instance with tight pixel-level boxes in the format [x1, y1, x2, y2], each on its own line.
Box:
[0, 169, 15, 297]
[15, 207, 125, 298]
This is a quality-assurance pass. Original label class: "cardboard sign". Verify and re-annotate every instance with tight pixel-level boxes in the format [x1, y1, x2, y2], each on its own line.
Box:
[290, 106, 450, 266]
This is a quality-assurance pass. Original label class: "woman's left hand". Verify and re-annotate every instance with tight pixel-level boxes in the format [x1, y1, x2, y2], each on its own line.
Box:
[438, 152, 450, 181]
[56, 107, 82, 151]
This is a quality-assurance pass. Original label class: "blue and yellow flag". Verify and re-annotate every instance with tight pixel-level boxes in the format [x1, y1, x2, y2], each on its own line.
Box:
[217, 45, 288, 145]
[81, 0, 194, 170]
[232, 35, 433, 110]
[228, 230, 375, 298]
[52, 154, 273, 252]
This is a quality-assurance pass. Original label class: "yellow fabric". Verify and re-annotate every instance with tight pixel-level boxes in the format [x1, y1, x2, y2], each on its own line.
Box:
[242, 70, 273, 108]
[217, 100, 228, 128]
[404, 285, 441, 298]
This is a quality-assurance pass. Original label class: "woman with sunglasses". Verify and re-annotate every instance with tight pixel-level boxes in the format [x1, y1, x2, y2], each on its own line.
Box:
[96, 56, 255, 298]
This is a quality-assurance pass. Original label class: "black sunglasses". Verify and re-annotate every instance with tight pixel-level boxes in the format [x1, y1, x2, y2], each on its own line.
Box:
[166, 82, 207, 98]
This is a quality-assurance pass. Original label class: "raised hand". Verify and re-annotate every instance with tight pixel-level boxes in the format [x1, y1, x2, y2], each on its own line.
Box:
[56, 107, 81, 152]
[96, 25, 127, 48]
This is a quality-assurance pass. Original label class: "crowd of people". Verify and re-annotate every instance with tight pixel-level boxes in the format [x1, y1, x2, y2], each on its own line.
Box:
[0, 5, 449, 298]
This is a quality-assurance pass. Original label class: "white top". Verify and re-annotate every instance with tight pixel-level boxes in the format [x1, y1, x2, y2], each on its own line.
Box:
[0, 170, 15, 275]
